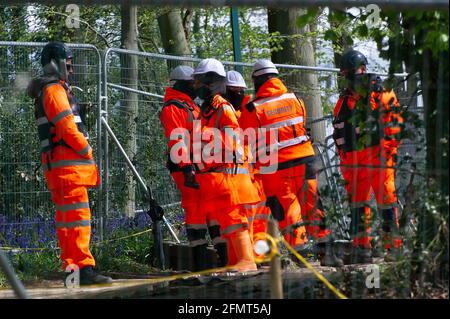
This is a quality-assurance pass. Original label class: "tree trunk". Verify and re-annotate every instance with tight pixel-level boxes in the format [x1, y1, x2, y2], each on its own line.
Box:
[121, 4, 139, 217]
[268, 8, 325, 143]
[193, 10, 204, 58]
[157, 8, 192, 69]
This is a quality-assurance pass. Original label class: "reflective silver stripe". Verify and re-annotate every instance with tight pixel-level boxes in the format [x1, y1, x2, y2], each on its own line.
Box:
[56, 219, 90, 229]
[210, 167, 249, 175]
[51, 109, 72, 125]
[43, 159, 95, 171]
[188, 239, 208, 247]
[37, 117, 49, 125]
[350, 201, 371, 209]
[378, 203, 398, 209]
[186, 224, 208, 230]
[243, 200, 267, 210]
[262, 116, 303, 130]
[207, 220, 220, 227]
[335, 137, 345, 145]
[222, 223, 247, 236]
[41, 139, 50, 148]
[73, 115, 82, 123]
[212, 237, 227, 245]
[55, 202, 90, 212]
[76, 145, 91, 156]
[254, 214, 270, 221]
[259, 164, 278, 174]
[214, 104, 234, 129]
[277, 135, 309, 149]
[317, 235, 331, 244]
[252, 93, 296, 107]
[333, 122, 345, 129]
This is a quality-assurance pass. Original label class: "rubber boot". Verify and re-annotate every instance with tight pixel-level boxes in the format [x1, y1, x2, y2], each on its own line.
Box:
[192, 244, 209, 271]
[79, 266, 113, 285]
[229, 230, 257, 272]
[214, 243, 228, 267]
[317, 242, 344, 267]
[347, 207, 373, 264]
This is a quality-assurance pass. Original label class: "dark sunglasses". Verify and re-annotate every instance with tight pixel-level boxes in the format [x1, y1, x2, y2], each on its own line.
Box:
[66, 64, 74, 71]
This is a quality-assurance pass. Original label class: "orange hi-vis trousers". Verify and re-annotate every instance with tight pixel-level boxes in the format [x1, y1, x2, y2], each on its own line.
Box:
[51, 185, 95, 270]
[259, 164, 309, 251]
[171, 172, 206, 246]
[340, 145, 401, 249]
[243, 172, 270, 245]
[244, 201, 270, 244]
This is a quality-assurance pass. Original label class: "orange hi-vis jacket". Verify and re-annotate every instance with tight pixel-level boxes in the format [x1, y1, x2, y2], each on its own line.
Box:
[196, 94, 260, 209]
[333, 89, 403, 164]
[160, 87, 202, 227]
[160, 87, 201, 171]
[40, 81, 98, 190]
[239, 78, 315, 173]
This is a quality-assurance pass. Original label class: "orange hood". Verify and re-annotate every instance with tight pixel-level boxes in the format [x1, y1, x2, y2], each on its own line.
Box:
[255, 78, 288, 99]
[163, 87, 195, 105]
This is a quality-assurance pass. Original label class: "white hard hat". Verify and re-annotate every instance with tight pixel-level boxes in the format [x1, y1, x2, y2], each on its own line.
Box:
[193, 58, 226, 78]
[226, 70, 247, 88]
[169, 65, 194, 81]
[252, 59, 279, 77]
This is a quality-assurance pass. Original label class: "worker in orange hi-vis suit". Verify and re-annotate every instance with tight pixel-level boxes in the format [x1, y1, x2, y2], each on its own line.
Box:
[27, 41, 112, 285]
[225, 70, 270, 261]
[333, 49, 404, 264]
[239, 59, 344, 267]
[192, 59, 259, 272]
[160, 65, 218, 271]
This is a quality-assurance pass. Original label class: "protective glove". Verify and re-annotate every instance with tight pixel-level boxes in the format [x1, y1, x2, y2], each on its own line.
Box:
[182, 165, 200, 189]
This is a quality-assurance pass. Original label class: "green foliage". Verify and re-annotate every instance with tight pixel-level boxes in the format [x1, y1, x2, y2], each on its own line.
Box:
[296, 7, 320, 28]
[92, 230, 156, 272]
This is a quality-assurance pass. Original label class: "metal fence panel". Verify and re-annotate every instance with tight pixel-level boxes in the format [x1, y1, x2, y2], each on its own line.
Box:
[0, 42, 102, 248]
[0, 42, 423, 248]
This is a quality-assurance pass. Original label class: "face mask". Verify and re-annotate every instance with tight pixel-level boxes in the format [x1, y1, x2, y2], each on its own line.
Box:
[226, 88, 245, 110]
[195, 85, 211, 100]
[253, 76, 266, 95]
[173, 81, 197, 100]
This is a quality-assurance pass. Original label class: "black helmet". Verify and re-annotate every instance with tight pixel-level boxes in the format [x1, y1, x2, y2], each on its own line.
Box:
[40, 41, 73, 81]
[340, 49, 368, 76]
[41, 41, 73, 67]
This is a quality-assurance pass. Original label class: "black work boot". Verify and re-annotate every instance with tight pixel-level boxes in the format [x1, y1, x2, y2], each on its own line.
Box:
[192, 244, 209, 271]
[214, 243, 228, 267]
[79, 266, 113, 285]
[317, 242, 344, 267]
